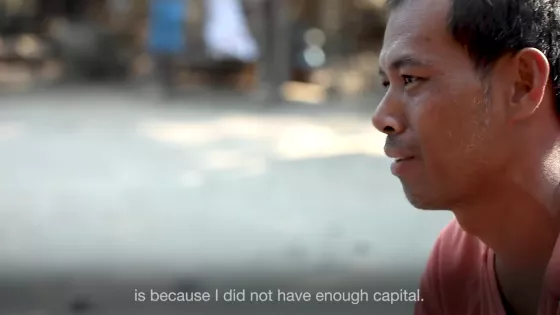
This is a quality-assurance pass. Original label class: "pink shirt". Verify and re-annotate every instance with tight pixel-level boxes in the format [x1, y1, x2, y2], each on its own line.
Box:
[415, 219, 560, 315]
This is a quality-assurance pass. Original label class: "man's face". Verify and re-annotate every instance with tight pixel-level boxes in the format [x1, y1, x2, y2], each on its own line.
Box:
[373, 0, 511, 210]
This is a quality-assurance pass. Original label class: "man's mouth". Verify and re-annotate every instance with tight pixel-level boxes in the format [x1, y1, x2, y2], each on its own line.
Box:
[395, 157, 414, 162]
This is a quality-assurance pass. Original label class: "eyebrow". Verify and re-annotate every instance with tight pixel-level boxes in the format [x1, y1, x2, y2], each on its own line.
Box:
[378, 55, 432, 76]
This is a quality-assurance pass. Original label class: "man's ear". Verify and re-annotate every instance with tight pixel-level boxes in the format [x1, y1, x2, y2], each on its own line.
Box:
[508, 48, 550, 121]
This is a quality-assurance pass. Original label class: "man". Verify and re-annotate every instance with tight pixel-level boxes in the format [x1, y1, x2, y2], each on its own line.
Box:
[147, 0, 186, 99]
[372, 0, 560, 314]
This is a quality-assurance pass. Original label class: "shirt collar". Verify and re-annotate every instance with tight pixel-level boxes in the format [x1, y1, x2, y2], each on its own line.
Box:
[545, 234, 560, 298]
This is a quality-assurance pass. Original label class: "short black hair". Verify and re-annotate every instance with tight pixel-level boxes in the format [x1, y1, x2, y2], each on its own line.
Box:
[386, 0, 560, 113]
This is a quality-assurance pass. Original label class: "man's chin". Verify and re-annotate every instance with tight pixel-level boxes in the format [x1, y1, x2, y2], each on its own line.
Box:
[409, 202, 450, 211]
[403, 189, 451, 211]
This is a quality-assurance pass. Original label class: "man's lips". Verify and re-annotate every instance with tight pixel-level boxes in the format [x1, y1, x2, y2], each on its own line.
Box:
[390, 156, 417, 175]
[394, 156, 415, 162]
[384, 146, 417, 164]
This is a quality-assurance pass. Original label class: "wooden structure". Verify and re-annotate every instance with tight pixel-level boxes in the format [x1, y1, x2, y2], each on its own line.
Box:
[0, 0, 388, 99]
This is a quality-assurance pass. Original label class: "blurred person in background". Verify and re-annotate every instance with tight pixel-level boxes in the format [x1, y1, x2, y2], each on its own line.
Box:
[147, 0, 186, 99]
[203, 0, 259, 64]
[201, 0, 259, 92]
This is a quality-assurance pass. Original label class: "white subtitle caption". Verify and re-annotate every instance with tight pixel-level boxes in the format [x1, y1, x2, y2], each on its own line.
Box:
[134, 289, 424, 305]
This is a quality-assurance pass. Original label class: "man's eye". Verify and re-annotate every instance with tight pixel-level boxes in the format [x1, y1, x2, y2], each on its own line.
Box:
[403, 75, 419, 86]
[381, 76, 421, 90]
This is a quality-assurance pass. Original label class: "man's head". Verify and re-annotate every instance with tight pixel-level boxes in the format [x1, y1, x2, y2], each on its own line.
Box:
[373, 0, 560, 210]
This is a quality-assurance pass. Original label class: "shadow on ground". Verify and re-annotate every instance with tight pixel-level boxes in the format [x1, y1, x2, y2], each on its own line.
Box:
[0, 154, 451, 315]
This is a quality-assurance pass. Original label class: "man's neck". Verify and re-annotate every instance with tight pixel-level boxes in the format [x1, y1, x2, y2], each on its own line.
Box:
[453, 181, 559, 315]
[453, 137, 560, 269]
[454, 181, 559, 270]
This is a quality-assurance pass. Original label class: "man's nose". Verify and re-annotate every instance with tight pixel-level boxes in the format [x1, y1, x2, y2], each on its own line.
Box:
[371, 94, 406, 135]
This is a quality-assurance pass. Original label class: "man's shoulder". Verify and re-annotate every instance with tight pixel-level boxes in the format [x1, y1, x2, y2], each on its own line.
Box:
[416, 222, 498, 314]
[425, 218, 491, 292]
[432, 218, 489, 267]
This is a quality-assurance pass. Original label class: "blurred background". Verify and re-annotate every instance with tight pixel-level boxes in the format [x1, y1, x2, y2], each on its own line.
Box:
[0, 0, 453, 314]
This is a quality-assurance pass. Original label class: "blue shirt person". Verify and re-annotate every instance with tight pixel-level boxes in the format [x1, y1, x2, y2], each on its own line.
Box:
[147, 0, 186, 54]
[147, 0, 186, 98]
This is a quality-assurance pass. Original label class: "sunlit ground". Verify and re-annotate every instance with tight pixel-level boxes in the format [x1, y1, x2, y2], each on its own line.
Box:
[139, 115, 385, 176]
[0, 88, 452, 285]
